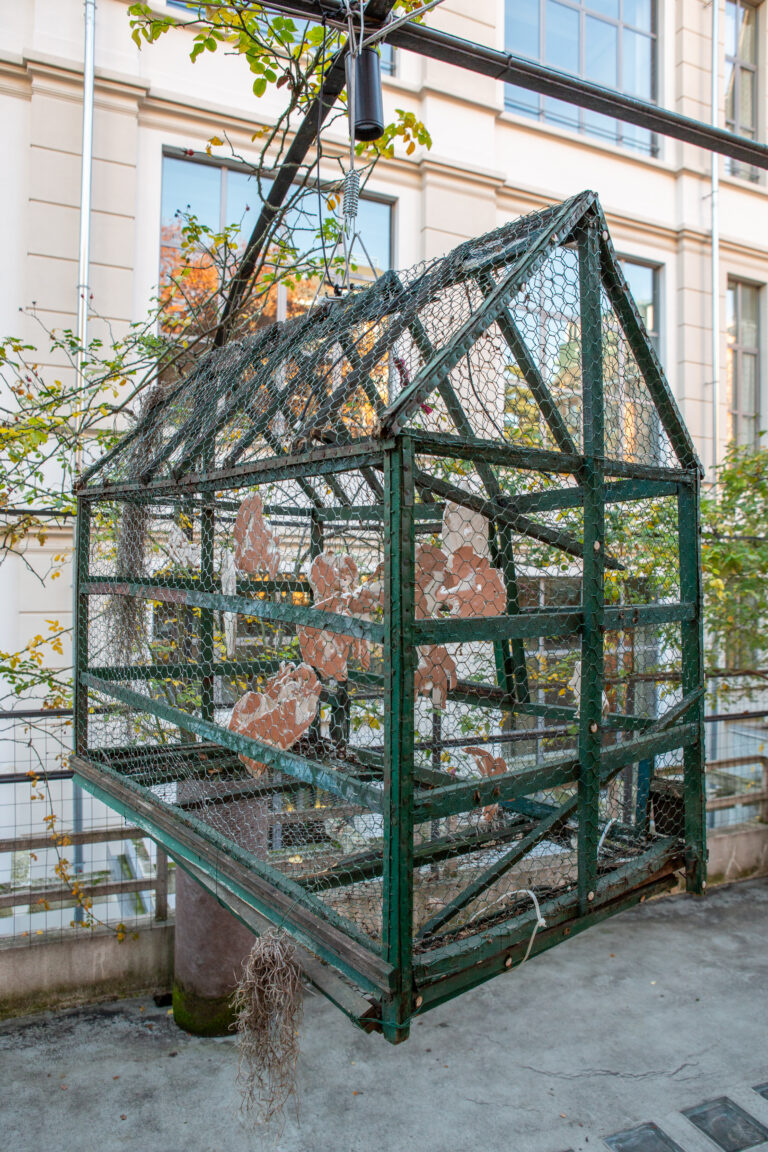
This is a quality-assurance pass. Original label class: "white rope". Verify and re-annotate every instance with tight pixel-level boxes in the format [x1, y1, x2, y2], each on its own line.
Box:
[465, 887, 547, 967]
[597, 817, 616, 856]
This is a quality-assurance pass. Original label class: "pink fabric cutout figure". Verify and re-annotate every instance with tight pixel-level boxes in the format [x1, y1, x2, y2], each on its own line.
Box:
[228, 662, 322, 777]
[414, 645, 458, 706]
[233, 492, 280, 578]
[415, 543, 448, 620]
[438, 545, 506, 617]
[298, 551, 381, 681]
[463, 746, 507, 822]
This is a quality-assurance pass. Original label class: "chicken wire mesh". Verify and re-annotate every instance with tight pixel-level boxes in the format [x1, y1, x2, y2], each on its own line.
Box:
[73, 191, 705, 1040]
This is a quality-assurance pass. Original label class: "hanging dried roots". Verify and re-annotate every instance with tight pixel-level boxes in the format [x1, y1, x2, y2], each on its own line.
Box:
[233, 929, 304, 1126]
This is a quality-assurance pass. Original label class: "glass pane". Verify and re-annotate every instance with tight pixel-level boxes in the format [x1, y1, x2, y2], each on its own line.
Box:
[741, 352, 757, 412]
[727, 345, 736, 414]
[741, 284, 759, 345]
[226, 169, 271, 242]
[545, 1, 580, 73]
[623, 0, 652, 32]
[622, 123, 654, 153]
[505, 83, 541, 114]
[739, 67, 756, 132]
[623, 261, 655, 332]
[623, 29, 652, 98]
[161, 156, 221, 239]
[741, 414, 756, 446]
[724, 61, 736, 124]
[725, 0, 738, 57]
[585, 16, 618, 86]
[506, 0, 540, 58]
[726, 284, 737, 336]
[544, 96, 581, 128]
[586, 0, 619, 20]
[380, 43, 395, 74]
[355, 198, 392, 274]
[738, 2, 756, 62]
[584, 110, 619, 141]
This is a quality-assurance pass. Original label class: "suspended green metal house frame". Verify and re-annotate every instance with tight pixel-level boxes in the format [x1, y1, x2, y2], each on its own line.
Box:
[73, 191, 705, 1044]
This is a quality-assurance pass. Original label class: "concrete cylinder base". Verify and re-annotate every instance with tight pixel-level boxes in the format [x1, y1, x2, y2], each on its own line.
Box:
[172, 868, 255, 1037]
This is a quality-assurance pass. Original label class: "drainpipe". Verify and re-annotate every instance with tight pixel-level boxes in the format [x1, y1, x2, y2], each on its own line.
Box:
[73, 0, 96, 910]
[711, 0, 720, 483]
[709, 0, 720, 758]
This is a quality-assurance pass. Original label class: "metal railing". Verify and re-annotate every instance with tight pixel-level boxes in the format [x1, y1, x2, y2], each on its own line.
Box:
[0, 708, 171, 943]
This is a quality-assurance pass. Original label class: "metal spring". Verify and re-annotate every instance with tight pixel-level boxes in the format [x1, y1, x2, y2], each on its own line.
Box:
[343, 168, 360, 223]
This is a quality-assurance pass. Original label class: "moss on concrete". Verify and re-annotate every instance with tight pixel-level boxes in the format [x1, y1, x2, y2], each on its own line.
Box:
[172, 980, 236, 1037]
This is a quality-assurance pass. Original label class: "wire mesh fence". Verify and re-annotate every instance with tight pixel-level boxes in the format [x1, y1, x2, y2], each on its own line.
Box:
[1, 677, 763, 948]
[0, 708, 172, 943]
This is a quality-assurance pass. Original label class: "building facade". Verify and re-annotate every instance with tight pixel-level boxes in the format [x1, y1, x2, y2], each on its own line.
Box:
[0, 0, 766, 660]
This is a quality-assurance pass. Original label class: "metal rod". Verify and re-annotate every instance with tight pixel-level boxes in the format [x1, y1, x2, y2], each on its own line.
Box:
[239, 0, 768, 170]
[711, 0, 721, 481]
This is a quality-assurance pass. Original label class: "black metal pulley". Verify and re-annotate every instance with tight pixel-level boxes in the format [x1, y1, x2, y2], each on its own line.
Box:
[352, 47, 385, 141]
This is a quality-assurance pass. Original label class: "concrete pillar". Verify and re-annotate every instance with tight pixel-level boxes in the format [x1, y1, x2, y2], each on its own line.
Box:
[172, 868, 255, 1037]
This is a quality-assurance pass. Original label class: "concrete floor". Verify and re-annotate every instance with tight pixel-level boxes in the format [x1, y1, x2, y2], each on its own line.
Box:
[2, 878, 767, 1152]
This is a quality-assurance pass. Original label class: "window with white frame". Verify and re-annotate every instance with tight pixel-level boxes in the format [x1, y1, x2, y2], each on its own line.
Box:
[160, 151, 393, 322]
[725, 0, 759, 181]
[504, 0, 658, 155]
[621, 259, 660, 350]
[727, 278, 761, 448]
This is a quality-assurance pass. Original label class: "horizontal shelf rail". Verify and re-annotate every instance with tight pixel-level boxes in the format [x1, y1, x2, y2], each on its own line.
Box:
[80, 673, 386, 813]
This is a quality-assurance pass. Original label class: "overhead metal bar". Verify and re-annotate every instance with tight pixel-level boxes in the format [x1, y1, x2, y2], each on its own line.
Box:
[246, 0, 768, 171]
[213, 0, 399, 346]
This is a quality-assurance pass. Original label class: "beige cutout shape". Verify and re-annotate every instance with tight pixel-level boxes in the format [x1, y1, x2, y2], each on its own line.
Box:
[228, 662, 322, 777]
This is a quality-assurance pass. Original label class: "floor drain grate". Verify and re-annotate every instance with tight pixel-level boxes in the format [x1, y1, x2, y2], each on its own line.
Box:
[682, 1096, 768, 1152]
[604, 1122, 685, 1152]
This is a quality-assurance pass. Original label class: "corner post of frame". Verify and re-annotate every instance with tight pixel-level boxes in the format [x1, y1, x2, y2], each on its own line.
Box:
[576, 214, 605, 914]
[678, 474, 706, 892]
[382, 434, 416, 1042]
[73, 496, 92, 757]
[200, 498, 216, 724]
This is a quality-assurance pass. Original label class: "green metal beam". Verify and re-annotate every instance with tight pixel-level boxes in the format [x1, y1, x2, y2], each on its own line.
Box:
[80, 672, 386, 812]
[381, 437, 417, 1042]
[576, 215, 605, 915]
[82, 579, 383, 642]
[72, 752, 393, 994]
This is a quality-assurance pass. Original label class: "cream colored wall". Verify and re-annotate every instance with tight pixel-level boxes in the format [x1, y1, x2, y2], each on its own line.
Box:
[0, 0, 767, 668]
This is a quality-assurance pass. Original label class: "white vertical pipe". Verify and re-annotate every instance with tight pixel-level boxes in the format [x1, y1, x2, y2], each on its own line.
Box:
[76, 0, 96, 415]
[73, 0, 96, 905]
[711, 0, 720, 480]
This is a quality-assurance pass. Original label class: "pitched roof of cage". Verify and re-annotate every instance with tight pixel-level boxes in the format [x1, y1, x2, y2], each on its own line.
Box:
[78, 190, 701, 498]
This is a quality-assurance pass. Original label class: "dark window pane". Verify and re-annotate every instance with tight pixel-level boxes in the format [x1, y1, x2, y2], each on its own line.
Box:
[545, 1, 580, 72]
[161, 156, 221, 238]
